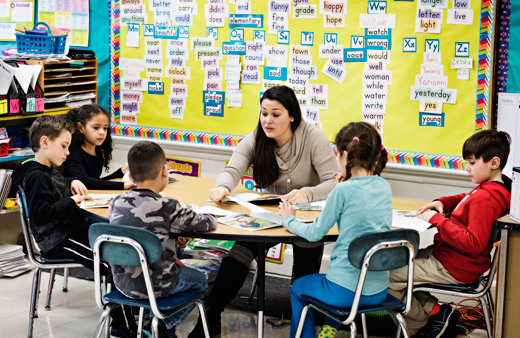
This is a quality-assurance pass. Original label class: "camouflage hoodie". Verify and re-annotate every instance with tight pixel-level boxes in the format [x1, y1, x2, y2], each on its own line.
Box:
[108, 188, 217, 299]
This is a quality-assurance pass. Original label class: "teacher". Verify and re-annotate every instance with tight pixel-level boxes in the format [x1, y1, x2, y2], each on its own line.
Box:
[189, 86, 338, 337]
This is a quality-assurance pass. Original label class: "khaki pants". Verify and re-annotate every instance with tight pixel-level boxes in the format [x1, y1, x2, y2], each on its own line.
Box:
[388, 245, 462, 335]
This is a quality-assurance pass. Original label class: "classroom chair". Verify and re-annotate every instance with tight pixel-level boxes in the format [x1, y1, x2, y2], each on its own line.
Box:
[294, 229, 420, 338]
[16, 188, 82, 338]
[88, 222, 210, 338]
[414, 242, 500, 338]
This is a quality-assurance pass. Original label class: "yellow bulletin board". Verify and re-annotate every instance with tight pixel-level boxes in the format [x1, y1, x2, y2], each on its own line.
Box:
[110, 0, 498, 170]
[0, 0, 35, 41]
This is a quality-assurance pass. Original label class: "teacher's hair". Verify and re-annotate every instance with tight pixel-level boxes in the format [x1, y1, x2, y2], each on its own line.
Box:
[335, 122, 387, 180]
[253, 86, 302, 189]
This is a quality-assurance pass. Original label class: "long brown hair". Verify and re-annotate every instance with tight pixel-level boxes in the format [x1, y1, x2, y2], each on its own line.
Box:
[66, 104, 113, 172]
[253, 86, 302, 188]
[335, 122, 387, 180]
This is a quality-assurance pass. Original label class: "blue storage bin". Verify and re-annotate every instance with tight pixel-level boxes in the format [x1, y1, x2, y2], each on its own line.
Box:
[15, 22, 67, 55]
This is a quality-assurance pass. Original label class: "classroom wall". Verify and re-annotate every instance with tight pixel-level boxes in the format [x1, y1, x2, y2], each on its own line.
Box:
[0, 0, 110, 111]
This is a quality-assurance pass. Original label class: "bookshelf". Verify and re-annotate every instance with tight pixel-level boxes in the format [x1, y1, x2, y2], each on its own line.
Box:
[25, 58, 98, 113]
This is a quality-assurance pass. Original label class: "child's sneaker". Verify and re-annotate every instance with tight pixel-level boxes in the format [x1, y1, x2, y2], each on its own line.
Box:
[318, 324, 338, 338]
[426, 304, 460, 338]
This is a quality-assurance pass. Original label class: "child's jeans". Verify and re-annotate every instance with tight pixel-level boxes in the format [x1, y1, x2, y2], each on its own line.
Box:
[161, 266, 208, 330]
[290, 273, 387, 338]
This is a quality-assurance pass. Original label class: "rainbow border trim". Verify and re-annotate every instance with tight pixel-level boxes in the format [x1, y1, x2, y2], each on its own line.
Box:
[109, 1, 494, 169]
[387, 151, 466, 170]
[111, 0, 120, 125]
[112, 125, 244, 147]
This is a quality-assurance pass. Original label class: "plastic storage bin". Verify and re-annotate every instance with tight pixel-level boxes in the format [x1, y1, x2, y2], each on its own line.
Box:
[15, 22, 67, 55]
[0, 139, 9, 157]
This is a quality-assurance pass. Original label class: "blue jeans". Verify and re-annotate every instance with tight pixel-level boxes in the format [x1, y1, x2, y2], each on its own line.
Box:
[161, 266, 208, 329]
[290, 274, 387, 338]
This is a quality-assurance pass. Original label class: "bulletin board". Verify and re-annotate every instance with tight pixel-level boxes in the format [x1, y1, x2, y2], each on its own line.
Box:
[0, 0, 35, 41]
[110, 0, 498, 170]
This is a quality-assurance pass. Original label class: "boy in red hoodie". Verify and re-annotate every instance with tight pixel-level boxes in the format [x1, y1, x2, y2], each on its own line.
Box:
[389, 130, 511, 338]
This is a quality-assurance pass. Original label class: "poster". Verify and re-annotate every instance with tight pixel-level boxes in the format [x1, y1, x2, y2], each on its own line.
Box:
[38, 0, 89, 47]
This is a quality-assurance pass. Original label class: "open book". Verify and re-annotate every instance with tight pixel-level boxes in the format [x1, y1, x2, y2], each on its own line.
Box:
[218, 214, 282, 231]
[392, 210, 432, 232]
[80, 194, 118, 208]
[224, 192, 281, 205]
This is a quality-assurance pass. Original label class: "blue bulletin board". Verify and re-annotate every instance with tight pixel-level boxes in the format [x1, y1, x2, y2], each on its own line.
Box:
[110, 0, 498, 170]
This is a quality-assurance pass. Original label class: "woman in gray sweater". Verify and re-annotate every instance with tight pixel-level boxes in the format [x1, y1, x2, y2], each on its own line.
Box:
[189, 85, 338, 337]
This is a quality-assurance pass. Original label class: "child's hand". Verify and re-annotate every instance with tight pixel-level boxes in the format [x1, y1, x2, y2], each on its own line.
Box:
[123, 180, 136, 190]
[417, 201, 444, 215]
[71, 194, 91, 204]
[417, 210, 437, 222]
[331, 172, 344, 184]
[282, 189, 308, 204]
[209, 186, 230, 205]
[70, 180, 88, 196]
[280, 199, 296, 218]
[121, 162, 129, 175]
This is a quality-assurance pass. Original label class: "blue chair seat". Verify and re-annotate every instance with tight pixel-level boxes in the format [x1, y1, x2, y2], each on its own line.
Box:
[416, 282, 480, 292]
[103, 288, 205, 311]
[301, 294, 405, 320]
[39, 254, 78, 264]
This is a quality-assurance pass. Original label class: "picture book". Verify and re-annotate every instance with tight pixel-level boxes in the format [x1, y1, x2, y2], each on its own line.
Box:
[218, 214, 282, 231]
[80, 194, 118, 209]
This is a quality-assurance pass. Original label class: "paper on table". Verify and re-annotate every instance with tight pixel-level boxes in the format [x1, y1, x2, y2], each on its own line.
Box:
[392, 210, 431, 232]
[226, 195, 269, 214]
[193, 205, 238, 217]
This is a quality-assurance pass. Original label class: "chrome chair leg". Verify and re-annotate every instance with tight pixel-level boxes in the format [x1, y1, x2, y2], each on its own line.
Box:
[28, 268, 42, 338]
[45, 269, 57, 310]
[480, 297, 492, 338]
[195, 300, 211, 338]
[151, 317, 160, 338]
[93, 306, 112, 338]
[395, 312, 410, 338]
[62, 268, 69, 292]
[137, 307, 145, 338]
[361, 313, 368, 338]
[349, 321, 357, 338]
[294, 305, 310, 338]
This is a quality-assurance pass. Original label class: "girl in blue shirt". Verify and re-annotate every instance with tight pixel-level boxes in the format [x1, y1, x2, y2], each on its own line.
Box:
[280, 122, 393, 338]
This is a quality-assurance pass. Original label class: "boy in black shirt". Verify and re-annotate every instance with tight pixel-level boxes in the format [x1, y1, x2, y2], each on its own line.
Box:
[12, 115, 94, 268]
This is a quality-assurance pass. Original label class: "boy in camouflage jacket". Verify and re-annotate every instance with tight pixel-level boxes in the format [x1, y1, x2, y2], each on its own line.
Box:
[109, 141, 217, 335]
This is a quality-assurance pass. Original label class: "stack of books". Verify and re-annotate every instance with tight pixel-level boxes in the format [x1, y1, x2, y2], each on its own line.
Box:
[0, 243, 32, 277]
[180, 239, 235, 282]
[0, 169, 13, 210]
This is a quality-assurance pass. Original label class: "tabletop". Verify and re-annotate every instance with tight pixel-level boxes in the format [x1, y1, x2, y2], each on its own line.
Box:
[496, 214, 520, 231]
[84, 175, 427, 242]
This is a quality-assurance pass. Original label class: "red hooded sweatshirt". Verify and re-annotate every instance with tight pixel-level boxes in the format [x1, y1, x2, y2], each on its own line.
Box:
[429, 176, 511, 284]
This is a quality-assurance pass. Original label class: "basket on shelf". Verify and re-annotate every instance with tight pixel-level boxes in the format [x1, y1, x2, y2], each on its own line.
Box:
[15, 22, 67, 55]
[0, 139, 10, 157]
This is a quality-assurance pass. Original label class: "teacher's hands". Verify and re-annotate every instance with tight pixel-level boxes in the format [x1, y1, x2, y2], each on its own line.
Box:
[209, 186, 231, 204]
[282, 189, 308, 204]
[280, 199, 296, 219]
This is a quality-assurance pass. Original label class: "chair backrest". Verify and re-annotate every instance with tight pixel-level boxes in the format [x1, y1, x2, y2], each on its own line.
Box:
[348, 229, 420, 271]
[88, 223, 162, 267]
[88, 222, 169, 318]
[346, 229, 419, 320]
[16, 187, 40, 266]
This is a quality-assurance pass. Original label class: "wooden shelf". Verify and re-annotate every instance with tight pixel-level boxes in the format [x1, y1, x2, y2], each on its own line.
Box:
[45, 74, 96, 80]
[0, 110, 68, 121]
[44, 89, 96, 96]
